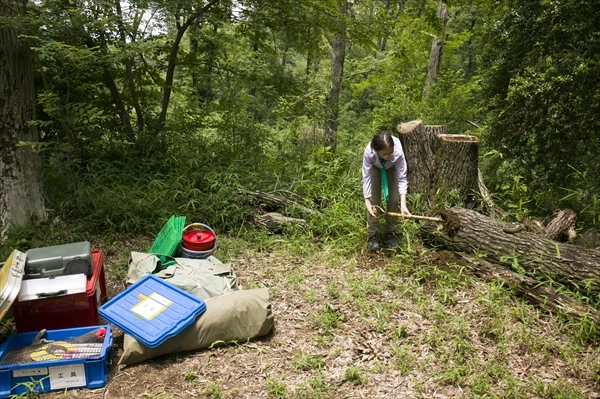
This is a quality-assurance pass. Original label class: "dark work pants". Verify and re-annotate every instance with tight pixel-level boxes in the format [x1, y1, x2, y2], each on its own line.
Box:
[366, 165, 399, 238]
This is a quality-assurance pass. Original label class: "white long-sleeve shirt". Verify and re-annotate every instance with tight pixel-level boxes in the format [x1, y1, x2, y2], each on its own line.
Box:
[362, 135, 408, 198]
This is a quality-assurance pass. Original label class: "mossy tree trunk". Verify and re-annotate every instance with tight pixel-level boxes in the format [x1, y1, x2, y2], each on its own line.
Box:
[0, 0, 46, 236]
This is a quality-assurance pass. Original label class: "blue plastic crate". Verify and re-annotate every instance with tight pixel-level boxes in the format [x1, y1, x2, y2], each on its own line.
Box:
[0, 325, 113, 398]
[99, 274, 207, 348]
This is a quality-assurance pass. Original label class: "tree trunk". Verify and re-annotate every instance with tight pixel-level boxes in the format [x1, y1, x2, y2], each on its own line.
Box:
[420, 207, 600, 297]
[116, 0, 144, 135]
[102, 62, 134, 139]
[422, 0, 449, 99]
[424, 124, 448, 138]
[0, 0, 47, 235]
[157, 0, 219, 130]
[458, 254, 600, 325]
[543, 208, 577, 242]
[433, 134, 479, 207]
[324, 0, 349, 152]
[396, 120, 436, 201]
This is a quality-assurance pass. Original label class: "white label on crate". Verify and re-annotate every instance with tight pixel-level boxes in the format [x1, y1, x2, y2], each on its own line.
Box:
[149, 292, 172, 306]
[13, 367, 48, 377]
[49, 364, 86, 390]
[131, 293, 171, 320]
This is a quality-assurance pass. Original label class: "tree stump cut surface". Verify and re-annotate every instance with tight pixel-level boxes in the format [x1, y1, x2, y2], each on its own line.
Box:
[420, 207, 600, 296]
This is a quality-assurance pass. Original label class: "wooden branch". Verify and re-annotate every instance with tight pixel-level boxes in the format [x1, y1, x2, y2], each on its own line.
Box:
[543, 209, 577, 242]
[383, 212, 442, 222]
[477, 169, 508, 220]
[256, 212, 307, 230]
[458, 253, 600, 325]
[237, 189, 320, 217]
[466, 120, 482, 129]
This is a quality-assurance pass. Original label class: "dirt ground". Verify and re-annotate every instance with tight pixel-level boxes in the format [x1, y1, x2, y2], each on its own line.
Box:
[5, 240, 599, 399]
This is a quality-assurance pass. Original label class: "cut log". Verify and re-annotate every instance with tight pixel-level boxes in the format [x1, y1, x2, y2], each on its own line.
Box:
[420, 207, 600, 296]
[433, 134, 479, 207]
[396, 120, 436, 200]
[458, 253, 600, 325]
[237, 189, 319, 217]
[543, 209, 577, 242]
[255, 212, 307, 230]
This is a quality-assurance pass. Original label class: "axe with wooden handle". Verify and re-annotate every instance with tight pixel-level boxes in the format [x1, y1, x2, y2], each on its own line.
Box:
[373, 205, 442, 222]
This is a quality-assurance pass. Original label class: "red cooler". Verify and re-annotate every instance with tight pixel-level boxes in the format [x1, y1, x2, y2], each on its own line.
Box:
[12, 250, 108, 333]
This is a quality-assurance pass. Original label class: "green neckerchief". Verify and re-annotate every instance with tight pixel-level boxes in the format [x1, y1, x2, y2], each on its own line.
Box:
[378, 156, 389, 204]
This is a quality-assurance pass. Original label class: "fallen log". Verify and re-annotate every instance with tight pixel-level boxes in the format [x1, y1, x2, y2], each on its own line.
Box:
[237, 189, 319, 217]
[255, 212, 307, 230]
[420, 207, 600, 296]
[457, 253, 600, 325]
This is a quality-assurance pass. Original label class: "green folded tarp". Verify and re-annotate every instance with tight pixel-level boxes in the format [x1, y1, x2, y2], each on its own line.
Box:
[148, 215, 186, 268]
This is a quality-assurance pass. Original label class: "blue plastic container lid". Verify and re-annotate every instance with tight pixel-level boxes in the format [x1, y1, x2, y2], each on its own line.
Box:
[99, 274, 206, 348]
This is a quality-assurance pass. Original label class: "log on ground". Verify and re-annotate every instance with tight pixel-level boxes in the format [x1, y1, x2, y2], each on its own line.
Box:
[255, 212, 307, 230]
[420, 206, 600, 296]
[458, 253, 600, 325]
[237, 189, 319, 217]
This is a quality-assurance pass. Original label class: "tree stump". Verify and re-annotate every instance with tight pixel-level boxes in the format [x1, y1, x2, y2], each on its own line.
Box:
[424, 125, 448, 137]
[543, 209, 577, 242]
[420, 207, 600, 296]
[396, 120, 436, 200]
[433, 134, 479, 207]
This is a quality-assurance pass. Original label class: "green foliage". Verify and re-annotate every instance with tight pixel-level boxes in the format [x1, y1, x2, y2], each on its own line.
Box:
[266, 375, 290, 399]
[202, 381, 223, 399]
[292, 352, 325, 371]
[343, 365, 367, 386]
[314, 304, 345, 334]
[479, 0, 600, 208]
[559, 167, 600, 225]
[183, 369, 198, 382]
[294, 375, 333, 399]
[9, 379, 44, 399]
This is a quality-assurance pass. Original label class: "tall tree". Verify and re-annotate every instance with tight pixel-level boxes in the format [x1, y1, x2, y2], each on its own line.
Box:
[422, 0, 448, 99]
[0, 0, 46, 235]
[324, 0, 349, 152]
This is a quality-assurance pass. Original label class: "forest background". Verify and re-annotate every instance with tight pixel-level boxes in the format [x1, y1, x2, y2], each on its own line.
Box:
[2, 0, 600, 397]
[1, 0, 599, 240]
